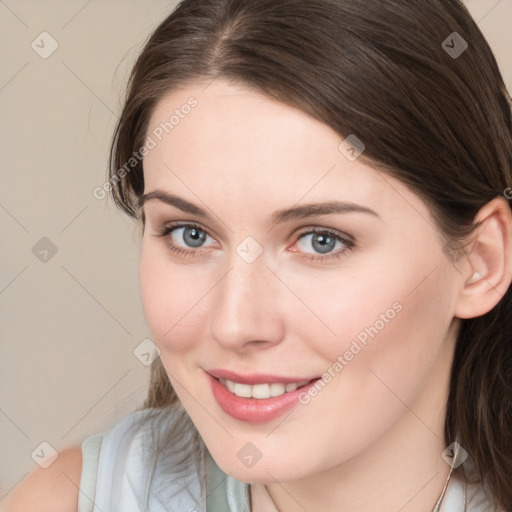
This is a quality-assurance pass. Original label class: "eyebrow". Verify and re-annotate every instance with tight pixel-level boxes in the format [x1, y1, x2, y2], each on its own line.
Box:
[138, 190, 380, 225]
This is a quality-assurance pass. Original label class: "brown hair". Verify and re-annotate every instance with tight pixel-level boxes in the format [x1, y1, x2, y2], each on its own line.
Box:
[109, 0, 512, 508]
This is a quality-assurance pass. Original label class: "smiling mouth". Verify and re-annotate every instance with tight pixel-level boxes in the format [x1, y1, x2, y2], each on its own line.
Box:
[208, 372, 322, 423]
[217, 378, 316, 399]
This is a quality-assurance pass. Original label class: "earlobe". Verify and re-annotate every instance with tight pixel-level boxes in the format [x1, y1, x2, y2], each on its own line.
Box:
[454, 196, 512, 319]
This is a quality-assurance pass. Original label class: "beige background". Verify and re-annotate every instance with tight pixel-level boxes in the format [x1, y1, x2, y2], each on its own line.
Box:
[0, 0, 511, 497]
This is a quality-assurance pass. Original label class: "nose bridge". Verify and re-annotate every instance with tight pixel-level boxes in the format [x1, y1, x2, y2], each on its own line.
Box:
[209, 244, 283, 350]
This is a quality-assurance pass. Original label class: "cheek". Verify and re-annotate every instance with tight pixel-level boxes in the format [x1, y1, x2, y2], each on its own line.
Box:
[139, 244, 209, 353]
[285, 252, 455, 399]
[276, 261, 407, 359]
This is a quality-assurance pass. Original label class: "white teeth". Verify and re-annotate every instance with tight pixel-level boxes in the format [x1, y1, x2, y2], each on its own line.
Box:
[234, 382, 252, 398]
[221, 378, 311, 399]
[269, 383, 285, 397]
[251, 383, 271, 399]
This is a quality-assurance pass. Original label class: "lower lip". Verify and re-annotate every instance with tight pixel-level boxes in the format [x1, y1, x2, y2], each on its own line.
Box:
[208, 373, 319, 423]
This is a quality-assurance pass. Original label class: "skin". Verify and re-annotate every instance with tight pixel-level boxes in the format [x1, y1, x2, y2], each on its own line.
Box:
[139, 78, 512, 512]
[3, 79, 510, 512]
[1, 447, 82, 512]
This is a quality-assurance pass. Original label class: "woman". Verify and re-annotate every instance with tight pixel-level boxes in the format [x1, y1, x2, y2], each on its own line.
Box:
[4, 0, 511, 510]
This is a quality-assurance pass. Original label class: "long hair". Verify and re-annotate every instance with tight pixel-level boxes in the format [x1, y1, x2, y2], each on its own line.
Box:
[108, 1, 512, 508]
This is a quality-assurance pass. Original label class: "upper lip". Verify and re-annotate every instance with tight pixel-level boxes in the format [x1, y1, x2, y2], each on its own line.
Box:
[206, 368, 320, 385]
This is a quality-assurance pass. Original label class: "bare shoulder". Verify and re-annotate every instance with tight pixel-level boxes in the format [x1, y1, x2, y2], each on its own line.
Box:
[1, 446, 83, 512]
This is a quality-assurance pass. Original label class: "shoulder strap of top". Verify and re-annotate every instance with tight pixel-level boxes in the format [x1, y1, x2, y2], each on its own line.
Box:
[78, 407, 209, 512]
[78, 433, 102, 512]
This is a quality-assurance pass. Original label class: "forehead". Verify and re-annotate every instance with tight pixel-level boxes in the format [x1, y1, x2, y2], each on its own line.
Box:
[142, 80, 425, 221]
[145, 79, 339, 160]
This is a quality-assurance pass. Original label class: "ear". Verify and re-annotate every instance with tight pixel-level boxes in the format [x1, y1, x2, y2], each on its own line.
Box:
[454, 196, 512, 319]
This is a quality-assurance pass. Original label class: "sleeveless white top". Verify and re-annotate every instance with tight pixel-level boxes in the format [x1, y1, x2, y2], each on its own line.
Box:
[77, 406, 501, 512]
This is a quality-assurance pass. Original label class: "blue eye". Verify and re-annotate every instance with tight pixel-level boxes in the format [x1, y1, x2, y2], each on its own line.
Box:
[293, 228, 354, 261]
[155, 223, 214, 256]
[171, 225, 208, 248]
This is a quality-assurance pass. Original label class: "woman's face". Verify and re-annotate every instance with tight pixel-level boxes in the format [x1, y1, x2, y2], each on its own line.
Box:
[140, 79, 463, 483]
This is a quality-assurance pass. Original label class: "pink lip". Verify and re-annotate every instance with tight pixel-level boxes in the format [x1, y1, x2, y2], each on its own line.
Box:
[206, 371, 321, 423]
[206, 368, 318, 385]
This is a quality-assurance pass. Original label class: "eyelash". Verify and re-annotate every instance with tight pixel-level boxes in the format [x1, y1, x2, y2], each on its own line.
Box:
[154, 222, 355, 262]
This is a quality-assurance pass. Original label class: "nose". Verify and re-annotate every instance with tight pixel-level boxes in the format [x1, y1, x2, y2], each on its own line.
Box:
[209, 249, 285, 352]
